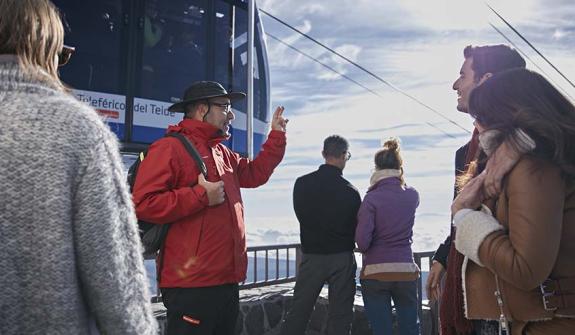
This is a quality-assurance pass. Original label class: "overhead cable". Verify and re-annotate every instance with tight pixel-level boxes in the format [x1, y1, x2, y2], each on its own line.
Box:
[266, 32, 457, 138]
[260, 9, 471, 134]
[266, 33, 384, 98]
[489, 23, 575, 102]
[486, 3, 575, 90]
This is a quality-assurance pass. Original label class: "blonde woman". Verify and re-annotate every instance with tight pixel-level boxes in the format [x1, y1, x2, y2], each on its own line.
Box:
[356, 138, 421, 335]
[0, 0, 157, 334]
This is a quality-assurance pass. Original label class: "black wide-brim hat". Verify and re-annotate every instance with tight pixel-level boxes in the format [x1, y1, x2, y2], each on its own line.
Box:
[168, 81, 246, 112]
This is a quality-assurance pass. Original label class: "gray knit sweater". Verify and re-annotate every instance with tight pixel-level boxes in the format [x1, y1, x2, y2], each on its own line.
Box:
[0, 56, 157, 334]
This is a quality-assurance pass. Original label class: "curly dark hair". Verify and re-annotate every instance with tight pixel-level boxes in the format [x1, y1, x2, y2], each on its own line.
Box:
[463, 44, 525, 82]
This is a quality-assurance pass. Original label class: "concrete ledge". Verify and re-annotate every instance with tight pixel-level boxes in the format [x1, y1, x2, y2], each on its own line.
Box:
[153, 283, 436, 334]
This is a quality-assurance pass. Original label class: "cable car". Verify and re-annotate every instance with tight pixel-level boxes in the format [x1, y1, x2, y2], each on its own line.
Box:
[54, 0, 271, 156]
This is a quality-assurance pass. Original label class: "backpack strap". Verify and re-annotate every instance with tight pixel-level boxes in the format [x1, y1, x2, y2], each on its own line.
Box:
[155, 132, 208, 287]
[165, 132, 208, 178]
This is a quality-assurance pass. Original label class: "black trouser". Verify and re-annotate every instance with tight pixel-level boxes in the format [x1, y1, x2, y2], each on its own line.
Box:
[472, 320, 502, 335]
[161, 284, 239, 335]
[280, 252, 357, 335]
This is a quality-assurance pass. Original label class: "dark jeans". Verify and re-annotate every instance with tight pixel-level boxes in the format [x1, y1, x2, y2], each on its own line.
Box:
[360, 279, 420, 335]
[280, 252, 357, 335]
[472, 320, 500, 335]
[161, 284, 239, 335]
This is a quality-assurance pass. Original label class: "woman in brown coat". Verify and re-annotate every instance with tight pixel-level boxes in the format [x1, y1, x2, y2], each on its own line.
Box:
[451, 68, 575, 335]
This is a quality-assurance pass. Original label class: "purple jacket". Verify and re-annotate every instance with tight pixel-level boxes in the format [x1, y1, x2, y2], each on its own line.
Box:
[356, 176, 419, 267]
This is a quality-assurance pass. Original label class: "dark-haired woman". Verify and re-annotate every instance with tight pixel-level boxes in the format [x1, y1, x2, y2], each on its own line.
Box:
[356, 138, 421, 335]
[452, 68, 575, 335]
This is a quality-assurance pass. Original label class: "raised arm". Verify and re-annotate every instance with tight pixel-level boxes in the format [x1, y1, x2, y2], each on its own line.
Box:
[478, 159, 563, 289]
[235, 107, 287, 188]
[455, 159, 564, 290]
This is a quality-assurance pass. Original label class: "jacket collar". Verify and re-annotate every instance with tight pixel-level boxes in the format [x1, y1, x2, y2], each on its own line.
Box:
[318, 164, 343, 176]
[0, 54, 61, 92]
[167, 119, 228, 147]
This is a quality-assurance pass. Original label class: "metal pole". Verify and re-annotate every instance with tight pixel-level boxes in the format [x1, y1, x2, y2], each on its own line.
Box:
[246, 0, 255, 159]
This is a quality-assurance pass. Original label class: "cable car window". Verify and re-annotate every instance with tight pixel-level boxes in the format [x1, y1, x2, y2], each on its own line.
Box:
[138, 0, 209, 103]
[214, 1, 233, 90]
[54, 0, 124, 94]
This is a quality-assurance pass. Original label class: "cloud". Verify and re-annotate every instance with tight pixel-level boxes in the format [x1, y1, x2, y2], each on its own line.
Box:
[246, 228, 300, 246]
[299, 3, 326, 16]
[553, 29, 568, 40]
[260, 0, 327, 18]
[243, 118, 465, 252]
[314, 43, 363, 80]
[245, 0, 575, 252]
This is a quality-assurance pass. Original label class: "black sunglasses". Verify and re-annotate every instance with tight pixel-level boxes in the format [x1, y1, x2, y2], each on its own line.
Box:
[58, 45, 75, 67]
[209, 101, 232, 112]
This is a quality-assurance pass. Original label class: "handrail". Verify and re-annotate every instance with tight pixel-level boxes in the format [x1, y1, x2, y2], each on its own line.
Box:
[241, 243, 300, 289]
[414, 251, 437, 334]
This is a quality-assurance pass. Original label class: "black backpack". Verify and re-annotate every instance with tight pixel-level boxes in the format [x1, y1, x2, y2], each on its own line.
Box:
[127, 132, 207, 257]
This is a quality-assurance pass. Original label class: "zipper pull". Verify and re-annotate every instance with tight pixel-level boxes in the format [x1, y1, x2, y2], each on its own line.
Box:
[495, 288, 509, 335]
[498, 314, 508, 335]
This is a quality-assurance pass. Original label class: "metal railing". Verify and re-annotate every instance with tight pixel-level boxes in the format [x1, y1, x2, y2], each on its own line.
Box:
[240, 244, 438, 334]
[149, 244, 438, 333]
[240, 243, 301, 289]
[414, 251, 439, 334]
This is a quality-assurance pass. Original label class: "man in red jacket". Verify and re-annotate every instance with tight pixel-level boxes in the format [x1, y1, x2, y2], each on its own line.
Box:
[133, 81, 288, 335]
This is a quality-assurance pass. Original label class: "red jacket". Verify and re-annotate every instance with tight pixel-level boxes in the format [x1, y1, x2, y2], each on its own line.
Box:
[133, 119, 286, 287]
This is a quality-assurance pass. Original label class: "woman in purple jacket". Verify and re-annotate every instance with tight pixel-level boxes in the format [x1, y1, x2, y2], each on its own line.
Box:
[356, 138, 421, 335]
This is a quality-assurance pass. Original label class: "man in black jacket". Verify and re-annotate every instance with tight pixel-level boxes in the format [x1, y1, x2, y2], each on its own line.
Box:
[280, 135, 361, 335]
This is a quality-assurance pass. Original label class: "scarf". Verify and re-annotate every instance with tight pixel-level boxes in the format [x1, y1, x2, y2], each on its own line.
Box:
[369, 169, 402, 186]
[479, 128, 536, 157]
[478, 129, 501, 157]
[440, 128, 479, 335]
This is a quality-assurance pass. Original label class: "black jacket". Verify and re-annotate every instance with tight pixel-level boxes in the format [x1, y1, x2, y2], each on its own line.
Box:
[293, 164, 362, 254]
[432, 141, 470, 267]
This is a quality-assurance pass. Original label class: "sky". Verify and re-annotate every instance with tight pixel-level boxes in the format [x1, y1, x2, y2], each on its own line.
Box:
[238, 0, 575, 251]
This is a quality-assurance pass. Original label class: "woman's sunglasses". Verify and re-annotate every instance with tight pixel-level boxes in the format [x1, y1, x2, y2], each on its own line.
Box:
[58, 45, 75, 67]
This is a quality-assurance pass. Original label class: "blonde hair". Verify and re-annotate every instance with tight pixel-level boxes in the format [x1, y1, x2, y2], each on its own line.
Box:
[375, 137, 405, 184]
[0, 0, 65, 90]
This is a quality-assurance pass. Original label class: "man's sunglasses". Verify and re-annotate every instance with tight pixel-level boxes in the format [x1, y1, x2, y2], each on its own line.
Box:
[58, 45, 75, 67]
